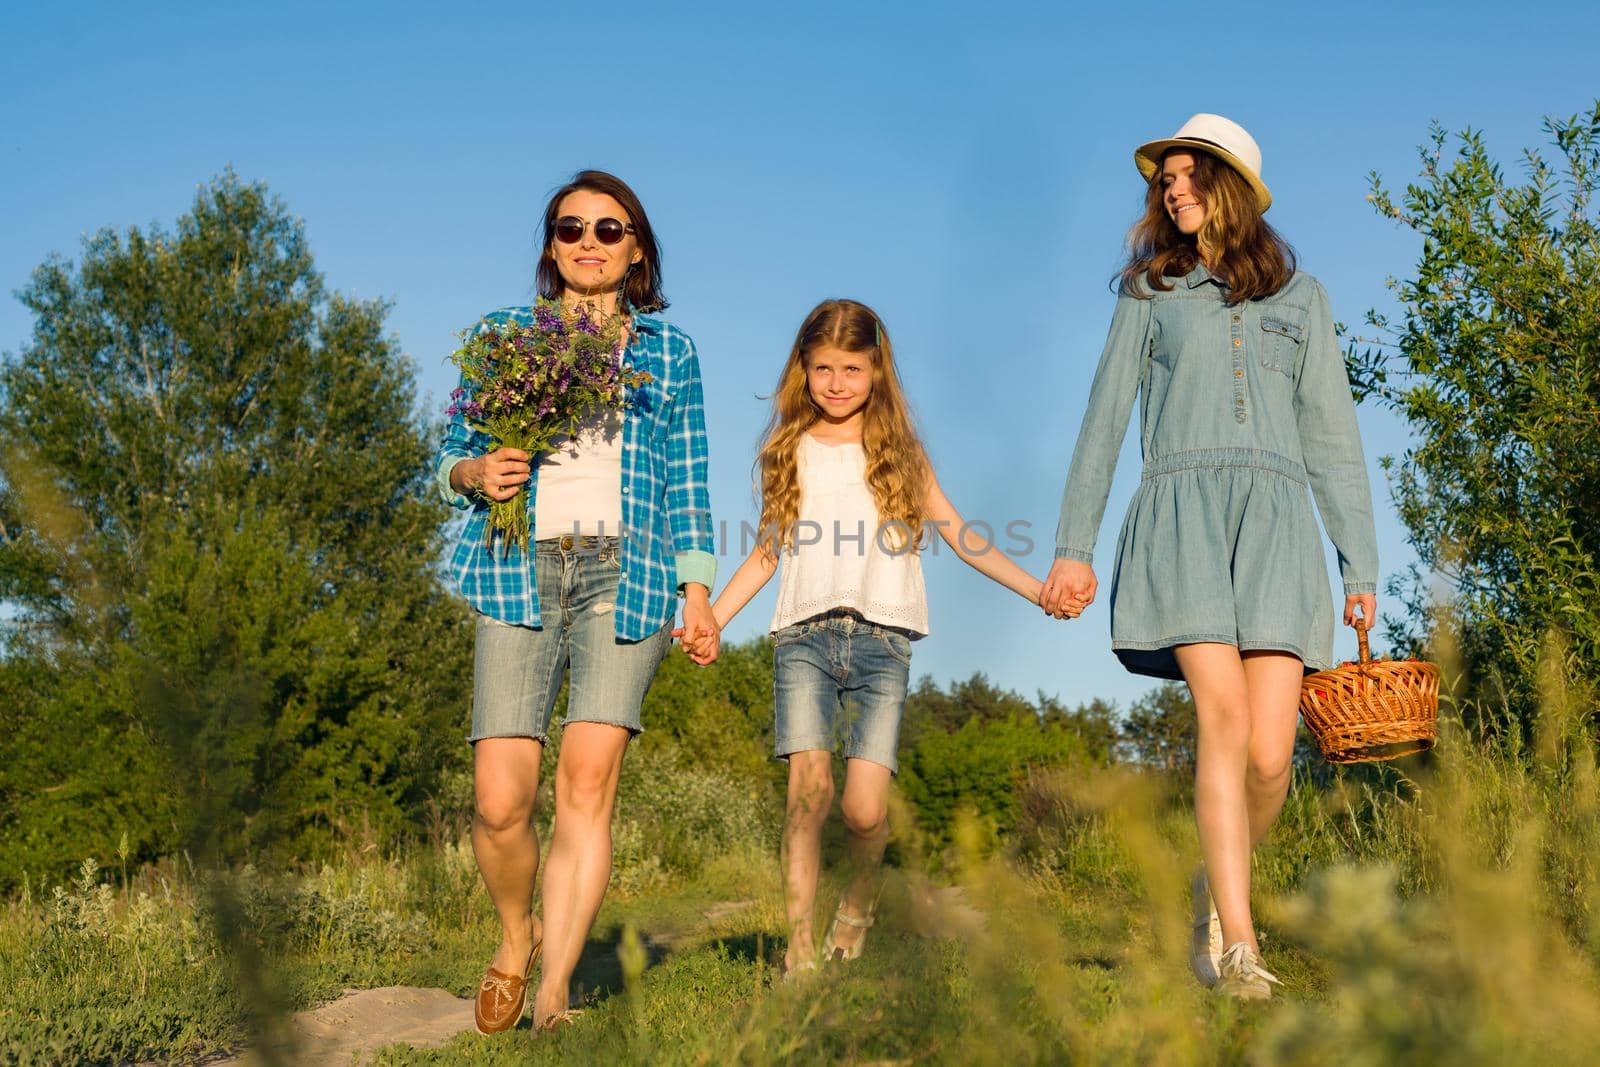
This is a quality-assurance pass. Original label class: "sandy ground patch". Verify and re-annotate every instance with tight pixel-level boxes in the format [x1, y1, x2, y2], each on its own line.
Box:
[219, 985, 476, 1066]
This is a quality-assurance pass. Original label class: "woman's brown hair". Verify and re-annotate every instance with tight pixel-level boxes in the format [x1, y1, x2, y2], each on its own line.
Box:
[536, 169, 668, 313]
[1118, 149, 1295, 302]
[755, 300, 928, 555]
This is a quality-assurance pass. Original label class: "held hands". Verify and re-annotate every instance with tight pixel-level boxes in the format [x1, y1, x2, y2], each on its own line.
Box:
[1025, 575, 1083, 619]
[677, 587, 721, 666]
[1040, 558, 1096, 621]
[1344, 593, 1377, 630]
[454, 449, 531, 502]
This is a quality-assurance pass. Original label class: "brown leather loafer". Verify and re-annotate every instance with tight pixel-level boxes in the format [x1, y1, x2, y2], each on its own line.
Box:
[474, 942, 540, 1034]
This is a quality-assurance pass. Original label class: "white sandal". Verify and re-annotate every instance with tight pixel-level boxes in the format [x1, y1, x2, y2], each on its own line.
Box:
[821, 899, 876, 962]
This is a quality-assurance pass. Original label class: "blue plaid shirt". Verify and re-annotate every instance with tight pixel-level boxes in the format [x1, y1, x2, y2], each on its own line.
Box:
[433, 309, 716, 639]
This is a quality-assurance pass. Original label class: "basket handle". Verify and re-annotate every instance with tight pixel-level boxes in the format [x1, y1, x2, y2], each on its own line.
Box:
[1356, 617, 1371, 665]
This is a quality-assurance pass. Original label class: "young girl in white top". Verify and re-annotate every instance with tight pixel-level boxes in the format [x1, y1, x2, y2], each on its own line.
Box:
[687, 299, 1079, 976]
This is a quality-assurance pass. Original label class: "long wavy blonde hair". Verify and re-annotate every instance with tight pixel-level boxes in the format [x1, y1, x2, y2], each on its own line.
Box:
[755, 299, 928, 554]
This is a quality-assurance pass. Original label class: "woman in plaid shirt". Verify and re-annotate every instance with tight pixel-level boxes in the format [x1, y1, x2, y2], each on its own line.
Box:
[434, 170, 716, 1035]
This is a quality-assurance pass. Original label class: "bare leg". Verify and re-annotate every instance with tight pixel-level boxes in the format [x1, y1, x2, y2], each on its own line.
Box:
[532, 722, 631, 1027]
[1174, 643, 1257, 953]
[830, 757, 893, 955]
[471, 737, 545, 976]
[781, 750, 834, 971]
[1241, 652, 1304, 846]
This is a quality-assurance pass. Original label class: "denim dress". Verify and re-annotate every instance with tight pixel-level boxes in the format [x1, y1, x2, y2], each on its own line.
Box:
[1054, 266, 1378, 679]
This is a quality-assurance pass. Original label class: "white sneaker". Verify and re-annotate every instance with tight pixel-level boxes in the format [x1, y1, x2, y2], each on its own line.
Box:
[1217, 941, 1280, 1001]
[1189, 866, 1222, 988]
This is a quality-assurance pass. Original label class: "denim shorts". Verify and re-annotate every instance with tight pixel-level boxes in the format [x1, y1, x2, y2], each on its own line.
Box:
[470, 536, 671, 743]
[772, 610, 912, 773]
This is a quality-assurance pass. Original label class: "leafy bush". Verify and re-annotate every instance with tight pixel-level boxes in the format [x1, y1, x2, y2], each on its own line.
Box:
[1, 859, 244, 1064]
[613, 739, 780, 894]
[1348, 102, 1600, 719]
[898, 712, 1091, 850]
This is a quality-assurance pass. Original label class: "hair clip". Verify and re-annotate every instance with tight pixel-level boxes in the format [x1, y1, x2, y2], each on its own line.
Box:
[874, 321, 882, 347]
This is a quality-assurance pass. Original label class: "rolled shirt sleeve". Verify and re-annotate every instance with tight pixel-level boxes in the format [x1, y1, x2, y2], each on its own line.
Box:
[663, 337, 718, 595]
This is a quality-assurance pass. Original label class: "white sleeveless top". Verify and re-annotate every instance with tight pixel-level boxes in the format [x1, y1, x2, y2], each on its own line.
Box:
[770, 434, 928, 635]
[534, 409, 624, 539]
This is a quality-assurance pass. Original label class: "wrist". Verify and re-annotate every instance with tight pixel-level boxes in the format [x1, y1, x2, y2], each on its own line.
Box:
[450, 456, 482, 495]
[683, 583, 711, 603]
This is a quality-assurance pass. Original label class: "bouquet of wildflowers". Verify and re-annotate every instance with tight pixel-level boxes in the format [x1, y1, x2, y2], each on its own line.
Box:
[446, 300, 651, 554]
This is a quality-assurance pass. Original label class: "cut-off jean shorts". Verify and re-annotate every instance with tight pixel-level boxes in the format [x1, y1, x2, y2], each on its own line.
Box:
[772, 610, 913, 773]
[470, 535, 671, 743]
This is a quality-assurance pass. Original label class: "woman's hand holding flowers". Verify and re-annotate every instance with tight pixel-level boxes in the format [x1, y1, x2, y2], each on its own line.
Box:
[451, 448, 531, 502]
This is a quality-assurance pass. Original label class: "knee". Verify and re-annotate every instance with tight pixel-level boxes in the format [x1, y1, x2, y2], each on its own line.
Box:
[556, 761, 617, 817]
[787, 763, 834, 823]
[1195, 700, 1252, 744]
[840, 794, 887, 837]
[475, 789, 535, 835]
[1248, 750, 1293, 793]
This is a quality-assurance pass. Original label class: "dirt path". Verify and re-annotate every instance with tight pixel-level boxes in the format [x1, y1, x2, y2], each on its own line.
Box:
[219, 986, 476, 1066]
[215, 887, 973, 1064]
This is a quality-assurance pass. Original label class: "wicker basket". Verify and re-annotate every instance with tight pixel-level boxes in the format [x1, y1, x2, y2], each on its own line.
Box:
[1299, 623, 1440, 764]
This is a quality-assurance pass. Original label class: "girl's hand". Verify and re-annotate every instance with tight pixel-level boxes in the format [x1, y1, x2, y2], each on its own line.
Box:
[452, 448, 531, 502]
[1041, 558, 1096, 619]
[679, 589, 721, 665]
[686, 629, 720, 665]
[1025, 575, 1081, 619]
[1344, 593, 1377, 629]
[671, 627, 719, 663]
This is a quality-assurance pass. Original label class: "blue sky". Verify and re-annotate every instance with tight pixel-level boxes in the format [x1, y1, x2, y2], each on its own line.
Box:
[3, 1, 1595, 709]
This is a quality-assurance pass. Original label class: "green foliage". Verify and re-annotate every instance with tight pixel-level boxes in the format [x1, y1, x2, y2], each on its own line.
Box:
[1116, 681, 1197, 772]
[899, 671, 1116, 759]
[0, 172, 471, 885]
[1, 859, 246, 1063]
[1348, 102, 1600, 718]
[612, 741, 780, 895]
[896, 675, 1107, 851]
[6, 662, 1600, 1065]
[638, 636, 781, 793]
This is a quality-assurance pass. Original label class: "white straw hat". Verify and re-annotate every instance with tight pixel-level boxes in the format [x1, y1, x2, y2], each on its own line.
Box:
[1135, 113, 1271, 213]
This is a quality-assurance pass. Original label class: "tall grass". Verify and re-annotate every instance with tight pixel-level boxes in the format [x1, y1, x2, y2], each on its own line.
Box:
[4, 648, 1597, 1064]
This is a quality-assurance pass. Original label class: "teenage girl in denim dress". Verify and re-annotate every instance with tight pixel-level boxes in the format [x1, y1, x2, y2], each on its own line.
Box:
[687, 299, 1065, 977]
[1040, 115, 1380, 1000]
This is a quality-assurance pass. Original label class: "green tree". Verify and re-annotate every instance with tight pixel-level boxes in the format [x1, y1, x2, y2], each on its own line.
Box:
[895, 672, 1116, 849]
[637, 635, 782, 796]
[898, 713, 1089, 850]
[1348, 103, 1600, 720]
[0, 173, 470, 884]
[899, 671, 1115, 755]
[1117, 682, 1197, 773]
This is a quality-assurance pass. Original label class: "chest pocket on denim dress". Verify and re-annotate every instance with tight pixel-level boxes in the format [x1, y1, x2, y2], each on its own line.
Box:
[1258, 314, 1305, 379]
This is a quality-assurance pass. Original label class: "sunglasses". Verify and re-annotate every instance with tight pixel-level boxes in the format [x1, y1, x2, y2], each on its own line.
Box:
[553, 215, 637, 245]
